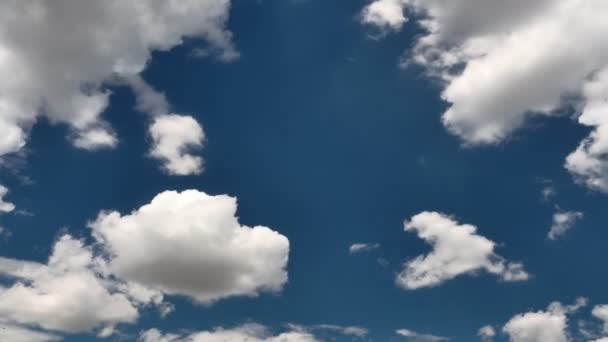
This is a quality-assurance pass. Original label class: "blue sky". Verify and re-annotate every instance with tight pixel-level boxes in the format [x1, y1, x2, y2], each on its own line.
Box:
[1, 1, 608, 341]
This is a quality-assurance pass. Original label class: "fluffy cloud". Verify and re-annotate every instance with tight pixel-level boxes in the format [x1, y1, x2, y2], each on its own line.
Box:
[149, 115, 205, 176]
[502, 298, 587, 342]
[0, 235, 138, 334]
[89, 189, 289, 304]
[593, 305, 608, 334]
[396, 328, 448, 341]
[0, 0, 235, 165]
[349, 242, 380, 254]
[477, 325, 496, 341]
[547, 209, 583, 240]
[140, 324, 318, 342]
[397, 212, 528, 289]
[360, 0, 608, 192]
[0, 185, 15, 213]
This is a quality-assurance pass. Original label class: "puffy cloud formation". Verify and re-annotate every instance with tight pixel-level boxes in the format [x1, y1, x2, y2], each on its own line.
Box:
[140, 324, 318, 342]
[396, 328, 448, 341]
[477, 325, 496, 341]
[90, 189, 289, 304]
[360, 0, 608, 192]
[502, 298, 587, 342]
[0, 0, 235, 166]
[0, 185, 15, 213]
[349, 242, 380, 254]
[397, 212, 529, 289]
[547, 209, 584, 240]
[0, 235, 138, 334]
[149, 115, 205, 176]
[594, 305, 608, 334]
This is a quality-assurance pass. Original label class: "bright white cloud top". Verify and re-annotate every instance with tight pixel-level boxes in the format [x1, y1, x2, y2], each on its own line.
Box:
[0, 0, 236, 173]
[594, 305, 608, 335]
[360, 0, 608, 193]
[397, 212, 529, 289]
[89, 190, 290, 304]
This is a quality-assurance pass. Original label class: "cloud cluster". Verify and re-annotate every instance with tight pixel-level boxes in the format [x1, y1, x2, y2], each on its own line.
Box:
[360, 0, 608, 192]
[397, 212, 528, 289]
[502, 298, 587, 342]
[140, 324, 318, 342]
[0, 0, 235, 173]
[0, 190, 289, 339]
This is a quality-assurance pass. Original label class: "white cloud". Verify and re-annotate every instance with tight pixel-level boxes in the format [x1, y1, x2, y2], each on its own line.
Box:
[349, 242, 380, 254]
[0, 185, 15, 213]
[593, 305, 608, 334]
[72, 127, 118, 150]
[149, 114, 205, 176]
[541, 180, 557, 202]
[0, 323, 59, 342]
[502, 298, 587, 342]
[477, 325, 496, 341]
[360, 0, 608, 192]
[89, 189, 290, 304]
[547, 209, 583, 240]
[397, 211, 529, 289]
[140, 324, 318, 342]
[0, 0, 236, 160]
[396, 328, 448, 341]
[360, 0, 406, 32]
[0, 235, 138, 333]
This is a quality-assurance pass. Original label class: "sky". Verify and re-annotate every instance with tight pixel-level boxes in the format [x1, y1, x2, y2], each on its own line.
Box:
[0, 0, 608, 341]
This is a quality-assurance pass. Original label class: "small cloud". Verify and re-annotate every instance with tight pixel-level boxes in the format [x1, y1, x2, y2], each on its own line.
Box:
[547, 209, 583, 240]
[396, 328, 449, 341]
[349, 243, 380, 254]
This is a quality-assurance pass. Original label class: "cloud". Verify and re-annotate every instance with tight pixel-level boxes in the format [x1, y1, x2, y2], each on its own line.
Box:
[502, 298, 587, 342]
[360, 0, 608, 192]
[349, 242, 380, 254]
[0, 185, 15, 213]
[313, 324, 369, 337]
[140, 324, 318, 342]
[360, 0, 406, 32]
[0, 235, 138, 334]
[593, 305, 608, 334]
[547, 209, 583, 240]
[477, 325, 496, 341]
[149, 115, 205, 176]
[397, 212, 529, 289]
[0, 323, 59, 342]
[396, 328, 448, 341]
[89, 189, 290, 304]
[541, 180, 557, 202]
[0, 0, 236, 162]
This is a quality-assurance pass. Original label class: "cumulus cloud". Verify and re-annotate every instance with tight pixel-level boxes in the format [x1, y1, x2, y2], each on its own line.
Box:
[593, 305, 608, 334]
[502, 298, 587, 342]
[89, 189, 289, 304]
[0, 235, 138, 334]
[360, 0, 608, 192]
[0, 0, 236, 167]
[149, 115, 205, 176]
[0, 185, 15, 213]
[477, 325, 496, 341]
[140, 324, 318, 342]
[396, 328, 448, 341]
[397, 212, 529, 289]
[349, 242, 380, 254]
[547, 209, 583, 240]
